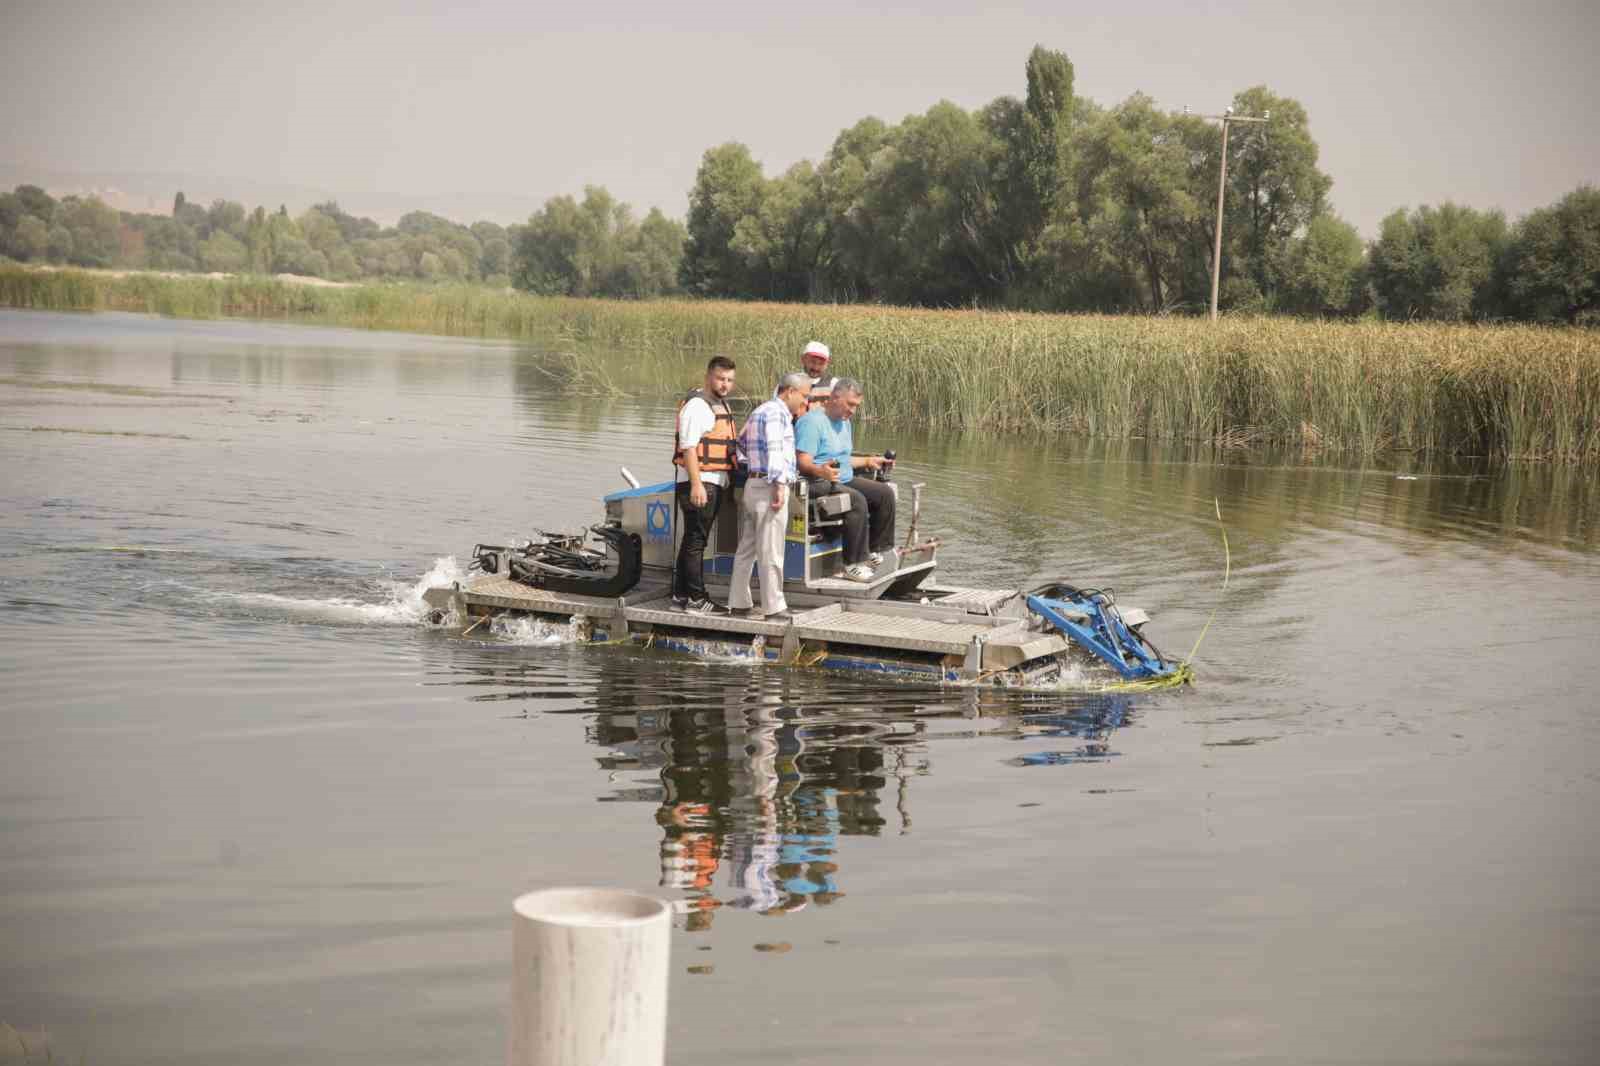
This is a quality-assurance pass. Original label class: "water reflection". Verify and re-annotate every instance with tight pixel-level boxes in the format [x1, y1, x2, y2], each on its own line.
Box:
[586, 672, 1137, 927]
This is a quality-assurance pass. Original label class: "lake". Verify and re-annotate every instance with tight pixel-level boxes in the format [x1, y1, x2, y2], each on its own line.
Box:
[1, 308, 1596, 1065]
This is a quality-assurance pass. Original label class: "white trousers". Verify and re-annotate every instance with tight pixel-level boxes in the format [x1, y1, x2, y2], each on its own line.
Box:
[728, 479, 789, 615]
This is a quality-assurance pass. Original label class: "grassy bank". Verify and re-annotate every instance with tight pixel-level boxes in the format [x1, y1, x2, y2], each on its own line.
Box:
[5, 266, 1598, 463]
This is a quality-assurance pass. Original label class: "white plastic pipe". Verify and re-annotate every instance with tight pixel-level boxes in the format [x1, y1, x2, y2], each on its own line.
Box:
[510, 887, 672, 1066]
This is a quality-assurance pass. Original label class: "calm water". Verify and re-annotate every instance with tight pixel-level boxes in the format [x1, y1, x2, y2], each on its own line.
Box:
[2, 308, 1597, 1065]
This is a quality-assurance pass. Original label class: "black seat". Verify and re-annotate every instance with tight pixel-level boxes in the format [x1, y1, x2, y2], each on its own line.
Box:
[808, 490, 851, 528]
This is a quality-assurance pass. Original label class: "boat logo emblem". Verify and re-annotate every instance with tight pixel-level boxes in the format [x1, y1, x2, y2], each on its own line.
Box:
[646, 501, 670, 537]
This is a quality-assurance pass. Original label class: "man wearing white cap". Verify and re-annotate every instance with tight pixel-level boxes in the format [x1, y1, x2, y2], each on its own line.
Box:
[798, 341, 838, 411]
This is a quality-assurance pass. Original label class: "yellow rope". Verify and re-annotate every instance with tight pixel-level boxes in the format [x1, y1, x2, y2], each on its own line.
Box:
[1099, 497, 1227, 692]
[1181, 496, 1230, 668]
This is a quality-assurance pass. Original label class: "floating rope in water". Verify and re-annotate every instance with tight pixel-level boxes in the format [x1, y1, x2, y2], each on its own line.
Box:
[1100, 496, 1228, 692]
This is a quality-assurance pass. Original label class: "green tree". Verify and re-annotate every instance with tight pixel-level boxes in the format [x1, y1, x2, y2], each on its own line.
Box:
[731, 160, 830, 300]
[46, 224, 74, 262]
[626, 208, 687, 297]
[174, 199, 209, 236]
[328, 247, 361, 280]
[1282, 214, 1365, 315]
[313, 201, 380, 242]
[681, 143, 767, 297]
[513, 187, 684, 298]
[1224, 87, 1333, 300]
[1502, 185, 1600, 324]
[297, 207, 346, 260]
[471, 221, 511, 278]
[60, 196, 123, 267]
[14, 185, 57, 220]
[138, 216, 196, 271]
[1074, 95, 1205, 311]
[1369, 203, 1507, 320]
[846, 100, 1009, 305]
[515, 193, 587, 294]
[0, 192, 23, 256]
[245, 207, 271, 273]
[1019, 45, 1075, 223]
[199, 230, 249, 273]
[13, 214, 49, 260]
[266, 213, 325, 276]
[207, 200, 248, 239]
[814, 116, 894, 300]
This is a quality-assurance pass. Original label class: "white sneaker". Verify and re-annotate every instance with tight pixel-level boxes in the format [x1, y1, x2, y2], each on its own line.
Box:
[868, 552, 884, 566]
[843, 564, 874, 582]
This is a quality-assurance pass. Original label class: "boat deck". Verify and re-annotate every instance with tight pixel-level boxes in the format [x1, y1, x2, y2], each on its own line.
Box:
[427, 574, 1068, 675]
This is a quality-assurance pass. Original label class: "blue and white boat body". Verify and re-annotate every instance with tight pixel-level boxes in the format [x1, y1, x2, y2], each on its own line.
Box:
[424, 471, 1183, 685]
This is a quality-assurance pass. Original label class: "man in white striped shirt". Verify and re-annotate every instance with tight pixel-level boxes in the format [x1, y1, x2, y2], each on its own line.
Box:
[729, 372, 811, 619]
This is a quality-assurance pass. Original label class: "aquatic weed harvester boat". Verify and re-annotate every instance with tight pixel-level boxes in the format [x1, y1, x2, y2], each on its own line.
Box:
[424, 469, 1188, 687]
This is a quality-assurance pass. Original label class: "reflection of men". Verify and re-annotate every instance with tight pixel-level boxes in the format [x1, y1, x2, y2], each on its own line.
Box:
[729, 372, 809, 620]
[798, 340, 837, 410]
[672, 356, 737, 612]
[794, 377, 894, 582]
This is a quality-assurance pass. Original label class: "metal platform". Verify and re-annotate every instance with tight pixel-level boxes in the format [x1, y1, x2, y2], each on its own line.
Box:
[623, 598, 795, 638]
[437, 575, 668, 618]
[785, 602, 1002, 656]
[798, 557, 936, 598]
[918, 584, 1023, 615]
[424, 572, 1070, 677]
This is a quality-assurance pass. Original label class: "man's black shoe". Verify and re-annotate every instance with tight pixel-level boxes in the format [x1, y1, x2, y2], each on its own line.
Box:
[683, 597, 724, 615]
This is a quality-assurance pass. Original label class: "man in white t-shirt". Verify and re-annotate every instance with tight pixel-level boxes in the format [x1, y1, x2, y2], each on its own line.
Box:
[798, 340, 838, 410]
[672, 355, 738, 611]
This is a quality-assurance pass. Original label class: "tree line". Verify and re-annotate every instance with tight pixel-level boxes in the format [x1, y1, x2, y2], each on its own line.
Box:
[678, 46, 1597, 324]
[0, 185, 688, 299]
[1, 44, 1594, 323]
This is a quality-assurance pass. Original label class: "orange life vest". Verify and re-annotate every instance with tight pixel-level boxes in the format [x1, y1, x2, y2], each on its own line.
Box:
[672, 388, 738, 473]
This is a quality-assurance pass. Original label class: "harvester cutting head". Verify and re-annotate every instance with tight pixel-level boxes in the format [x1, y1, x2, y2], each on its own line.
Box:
[1025, 582, 1182, 682]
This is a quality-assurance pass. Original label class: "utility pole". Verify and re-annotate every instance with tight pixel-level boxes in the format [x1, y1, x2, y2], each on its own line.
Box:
[1187, 106, 1268, 320]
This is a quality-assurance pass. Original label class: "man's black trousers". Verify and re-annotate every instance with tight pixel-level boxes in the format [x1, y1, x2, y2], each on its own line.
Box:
[673, 481, 723, 601]
[808, 477, 895, 565]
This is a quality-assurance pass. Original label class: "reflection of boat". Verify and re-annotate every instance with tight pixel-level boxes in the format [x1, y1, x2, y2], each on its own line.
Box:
[424, 470, 1183, 684]
[591, 688, 910, 925]
[588, 681, 1139, 926]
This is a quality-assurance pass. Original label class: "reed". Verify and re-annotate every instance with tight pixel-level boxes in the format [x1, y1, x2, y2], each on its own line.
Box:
[4, 266, 1597, 463]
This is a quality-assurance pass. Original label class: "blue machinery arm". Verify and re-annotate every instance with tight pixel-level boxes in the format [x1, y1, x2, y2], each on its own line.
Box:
[1025, 585, 1180, 682]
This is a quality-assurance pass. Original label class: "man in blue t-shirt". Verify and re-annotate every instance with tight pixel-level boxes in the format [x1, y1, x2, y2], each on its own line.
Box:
[794, 376, 895, 582]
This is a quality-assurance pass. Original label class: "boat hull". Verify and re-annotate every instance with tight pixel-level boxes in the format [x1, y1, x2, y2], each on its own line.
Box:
[424, 573, 1073, 684]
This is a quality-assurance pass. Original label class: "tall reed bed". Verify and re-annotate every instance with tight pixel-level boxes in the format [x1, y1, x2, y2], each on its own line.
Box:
[4, 266, 1596, 462]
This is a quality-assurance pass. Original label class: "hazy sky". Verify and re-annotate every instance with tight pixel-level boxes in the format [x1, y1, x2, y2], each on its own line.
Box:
[4, 0, 1596, 236]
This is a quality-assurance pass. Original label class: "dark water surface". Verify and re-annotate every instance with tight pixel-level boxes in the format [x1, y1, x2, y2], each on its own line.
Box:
[2, 309, 1597, 1065]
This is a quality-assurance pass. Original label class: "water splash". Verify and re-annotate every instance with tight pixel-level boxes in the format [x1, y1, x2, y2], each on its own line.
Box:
[203, 556, 467, 626]
[490, 614, 583, 646]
